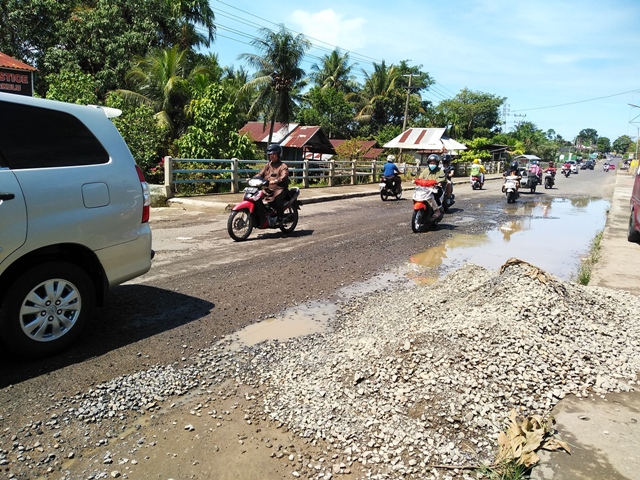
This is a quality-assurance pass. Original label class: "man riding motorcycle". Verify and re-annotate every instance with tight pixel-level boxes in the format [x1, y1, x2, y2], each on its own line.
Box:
[528, 160, 543, 184]
[469, 158, 486, 187]
[382, 154, 402, 194]
[502, 161, 522, 192]
[419, 154, 447, 219]
[255, 143, 290, 224]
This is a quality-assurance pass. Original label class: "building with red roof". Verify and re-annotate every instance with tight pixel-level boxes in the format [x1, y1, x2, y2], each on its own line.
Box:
[0, 52, 37, 96]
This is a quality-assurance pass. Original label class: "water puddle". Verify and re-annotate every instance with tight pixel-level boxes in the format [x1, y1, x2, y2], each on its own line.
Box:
[228, 197, 609, 348]
[409, 197, 609, 282]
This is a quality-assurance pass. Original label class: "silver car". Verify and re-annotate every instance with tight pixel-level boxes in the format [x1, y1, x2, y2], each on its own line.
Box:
[0, 93, 153, 357]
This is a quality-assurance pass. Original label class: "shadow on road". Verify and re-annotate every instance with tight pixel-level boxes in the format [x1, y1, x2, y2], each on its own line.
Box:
[0, 285, 213, 388]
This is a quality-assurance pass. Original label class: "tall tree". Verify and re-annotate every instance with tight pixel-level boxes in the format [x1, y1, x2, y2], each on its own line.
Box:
[353, 61, 400, 126]
[577, 128, 598, 147]
[296, 86, 355, 139]
[238, 24, 311, 144]
[165, 0, 216, 49]
[435, 89, 505, 140]
[119, 46, 210, 138]
[310, 49, 357, 93]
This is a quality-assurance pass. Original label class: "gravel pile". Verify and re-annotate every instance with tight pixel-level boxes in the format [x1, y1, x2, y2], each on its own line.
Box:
[2, 259, 639, 479]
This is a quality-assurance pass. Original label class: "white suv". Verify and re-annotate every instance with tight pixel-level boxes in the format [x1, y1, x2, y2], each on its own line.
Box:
[0, 93, 153, 357]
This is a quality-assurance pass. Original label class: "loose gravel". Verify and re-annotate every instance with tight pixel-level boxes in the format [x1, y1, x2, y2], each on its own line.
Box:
[1, 259, 639, 479]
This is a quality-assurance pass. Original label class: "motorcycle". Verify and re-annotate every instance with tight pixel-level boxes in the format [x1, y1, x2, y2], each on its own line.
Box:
[560, 165, 570, 177]
[603, 163, 610, 172]
[470, 175, 483, 190]
[544, 171, 555, 189]
[504, 175, 519, 204]
[411, 179, 445, 232]
[227, 178, 302, 241]
[379, 176, 402, 201]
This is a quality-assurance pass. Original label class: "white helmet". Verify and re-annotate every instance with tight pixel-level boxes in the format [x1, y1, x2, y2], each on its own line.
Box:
[387, 154, 395, 162]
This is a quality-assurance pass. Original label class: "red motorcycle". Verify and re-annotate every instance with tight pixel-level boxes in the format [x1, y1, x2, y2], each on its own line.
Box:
[227, 178, 302, 241]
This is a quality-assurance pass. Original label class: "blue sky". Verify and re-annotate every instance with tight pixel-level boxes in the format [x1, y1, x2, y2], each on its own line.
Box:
[206, 0, 640, 143]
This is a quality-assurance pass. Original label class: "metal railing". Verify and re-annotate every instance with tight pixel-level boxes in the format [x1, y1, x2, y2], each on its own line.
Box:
[161, 156, 505, 198]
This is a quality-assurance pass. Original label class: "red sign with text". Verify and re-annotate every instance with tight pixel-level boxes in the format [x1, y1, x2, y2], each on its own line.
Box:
[0, 68, 33, 96]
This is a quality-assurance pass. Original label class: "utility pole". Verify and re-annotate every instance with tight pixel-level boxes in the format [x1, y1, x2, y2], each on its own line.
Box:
[398, 73, 413, 163]
[513, 113, 526, 128]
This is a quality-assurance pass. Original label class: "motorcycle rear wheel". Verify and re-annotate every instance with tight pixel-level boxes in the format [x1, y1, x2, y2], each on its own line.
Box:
[279, 205, 298, 233]
[507, 191, 516, 204]
[380, 189, 389, 201]
[227, 209, 253, 241]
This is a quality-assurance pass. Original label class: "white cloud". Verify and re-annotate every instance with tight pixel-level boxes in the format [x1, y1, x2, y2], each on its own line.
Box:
[289, 9, 367, 50]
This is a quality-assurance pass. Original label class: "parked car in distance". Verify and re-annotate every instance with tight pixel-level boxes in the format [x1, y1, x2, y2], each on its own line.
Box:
[0, 93, 153, 358]
[585, 160, 595, 170]
[620, 159, 631, 171]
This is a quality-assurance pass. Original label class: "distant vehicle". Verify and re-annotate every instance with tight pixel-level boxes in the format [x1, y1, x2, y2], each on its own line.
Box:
[585, 160, 595, 170]
[620, 160, 631, 171]
[567, 160, 579, 174]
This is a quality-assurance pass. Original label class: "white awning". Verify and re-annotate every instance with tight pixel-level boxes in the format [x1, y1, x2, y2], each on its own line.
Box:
[383, 128, 467, 151]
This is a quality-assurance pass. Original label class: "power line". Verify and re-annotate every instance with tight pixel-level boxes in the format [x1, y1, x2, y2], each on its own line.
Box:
[512, 89, 640, 112]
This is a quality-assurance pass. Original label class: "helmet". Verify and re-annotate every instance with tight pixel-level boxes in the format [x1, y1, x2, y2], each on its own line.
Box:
[427, 154, 440, 164]
[531, 159, 538, 165]
[442, 154, 452, 164]
[473, 158, 481, 164]
[266, 144, 282, 157]
[510, 161, 519, 170]
[549, 161, 555, 167]
[387, 154, 395, 162]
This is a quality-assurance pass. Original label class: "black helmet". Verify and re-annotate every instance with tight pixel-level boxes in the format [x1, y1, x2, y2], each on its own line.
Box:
[266, 144, 282, 157]
[427, 154, 441, 164]
[510, 161, 518, 170]
[442, 154, 452, 164]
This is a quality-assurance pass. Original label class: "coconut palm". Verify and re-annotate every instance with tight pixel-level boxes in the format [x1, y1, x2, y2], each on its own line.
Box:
[238, 24, 311, 144]
[118, 45, 210, 138]
[353, 61, 401, 125]
[310, 49, 357, 93]
[166, 0, 216, 49]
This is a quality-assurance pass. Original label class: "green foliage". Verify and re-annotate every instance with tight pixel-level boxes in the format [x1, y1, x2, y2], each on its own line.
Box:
[613, 135, 632, 154]
[435, 88, 505, 139]
[374, 124, 403, 148]
[176, 83, 260, 160]
[45, 67, 98, 105]
[297, 86, 355, 139]
[596, 136, 611, 153]
[106, 92, 169, 183]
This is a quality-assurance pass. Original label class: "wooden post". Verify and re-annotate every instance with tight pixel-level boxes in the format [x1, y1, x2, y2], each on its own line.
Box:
[163, 156, 174, 198]
[351, 160, 356, 185]
[231, 158, 239, 193]
[371, 160, 377, 182]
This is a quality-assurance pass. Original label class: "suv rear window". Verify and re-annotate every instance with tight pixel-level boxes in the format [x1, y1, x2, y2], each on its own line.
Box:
[0, 102, 109, 169]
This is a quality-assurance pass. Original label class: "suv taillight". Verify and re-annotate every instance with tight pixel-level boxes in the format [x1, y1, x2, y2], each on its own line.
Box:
[136, 165, 150, 223]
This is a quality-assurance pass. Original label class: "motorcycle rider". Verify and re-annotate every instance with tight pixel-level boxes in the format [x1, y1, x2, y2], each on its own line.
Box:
[442, 154, 455, 200]
[528, 160, 543, 184]
[419, 154, 447, 219]
[255, 143, 290, 224]
[469, 158, 486, 187]
[545, 161, 557, 177]
[502, 161, 521, 191]
[382, 154, 402, 193]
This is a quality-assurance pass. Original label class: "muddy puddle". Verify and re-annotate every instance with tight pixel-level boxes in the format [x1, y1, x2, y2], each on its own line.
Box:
[228, 197, 609, 348]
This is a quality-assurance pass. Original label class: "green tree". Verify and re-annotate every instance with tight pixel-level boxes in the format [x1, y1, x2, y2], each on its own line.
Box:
[105, 92, 169, 182]
[352, 60, 402, 130]
[176, 83, 259, 160]
[120, 46, 209, 138]
[577, 128, 598, 147]
[613, 135, 633, 154]
[239, 24, 311, 143]
[435, 89, 505, 139]
[596, 137, 611, 153]
[166, 0, 216, 49]
[45, 67, 98, 105]
[297, 86, 354, 139]
[309, 49, 357, 94]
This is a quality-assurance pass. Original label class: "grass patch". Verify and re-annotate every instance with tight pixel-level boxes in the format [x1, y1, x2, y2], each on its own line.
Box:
[575, 229, 604, 285]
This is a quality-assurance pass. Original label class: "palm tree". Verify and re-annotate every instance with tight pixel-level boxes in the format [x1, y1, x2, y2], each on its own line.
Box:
[353, 61, 400, 125]
[118, 45, 210, 138]
[310, 49, 357, 93]
[238, 24, 311, 144]
[166, 0, 216, 49]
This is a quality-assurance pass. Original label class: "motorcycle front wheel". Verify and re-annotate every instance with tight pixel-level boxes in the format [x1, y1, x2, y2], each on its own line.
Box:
[227, 209, 253, 241]
[411, 208, 428, 233]
[279, 205, 299, 233]
[395, 188, 402, 200]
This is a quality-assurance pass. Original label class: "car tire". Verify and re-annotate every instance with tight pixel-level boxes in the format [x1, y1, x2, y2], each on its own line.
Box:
[628, 211, 640, 243]
[0, 262, 95, 358]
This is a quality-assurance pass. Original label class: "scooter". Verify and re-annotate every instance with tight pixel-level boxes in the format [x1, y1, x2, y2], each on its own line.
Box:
[411, 179, 445, 232]
[504, 175, 519, 204]
[544, 171, 555, 189]
[379, 176, 402, 201]
[603, 163, 610, 172]
[227, 177, 302, 241]
[561, 165, 570, 178]
[470, 175, 483, 190]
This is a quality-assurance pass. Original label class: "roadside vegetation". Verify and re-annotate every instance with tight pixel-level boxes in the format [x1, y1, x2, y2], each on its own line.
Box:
[2, 0, 635, 185]
[576, 229, 604, 285]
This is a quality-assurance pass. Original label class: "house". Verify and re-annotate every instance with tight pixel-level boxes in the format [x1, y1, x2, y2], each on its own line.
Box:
[0, 52, 37, 96]
[383, 128, 467, 164]
[238, 122, 335, 160]
[328, 139, 384, 161]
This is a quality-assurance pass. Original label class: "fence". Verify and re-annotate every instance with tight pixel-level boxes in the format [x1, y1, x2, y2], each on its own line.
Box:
[161, 156, 505, 198]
